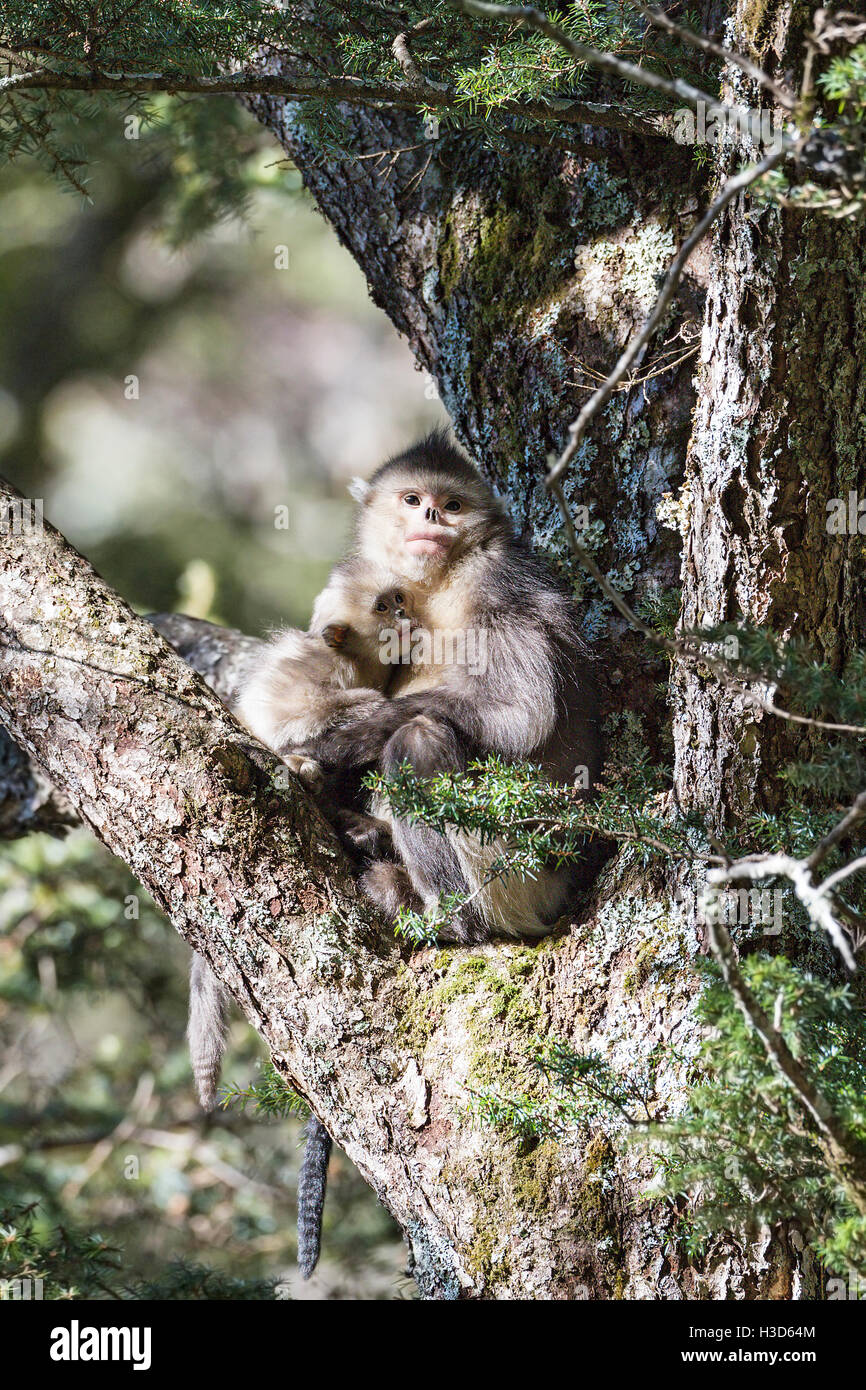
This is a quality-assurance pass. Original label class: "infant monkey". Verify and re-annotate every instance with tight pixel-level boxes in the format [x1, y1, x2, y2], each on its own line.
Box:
[235, 568, 417, 784]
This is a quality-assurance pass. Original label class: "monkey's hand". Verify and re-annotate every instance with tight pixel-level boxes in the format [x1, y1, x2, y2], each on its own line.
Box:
[307, 711, 393, 770]
[321, 622, 350, 649]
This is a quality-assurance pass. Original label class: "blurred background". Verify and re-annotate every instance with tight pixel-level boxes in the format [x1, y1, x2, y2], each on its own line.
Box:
[0, 94, 445, 1299]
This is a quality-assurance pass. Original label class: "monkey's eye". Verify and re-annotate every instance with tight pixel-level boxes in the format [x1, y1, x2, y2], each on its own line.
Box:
[443, 499, 462, 512]
[394, 592, 404, 605]
[375, 601, 389, 612]
[403, 494, 421, 507]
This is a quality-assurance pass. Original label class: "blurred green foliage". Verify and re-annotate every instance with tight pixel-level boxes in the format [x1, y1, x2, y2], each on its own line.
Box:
[0, 832, 403, 1298]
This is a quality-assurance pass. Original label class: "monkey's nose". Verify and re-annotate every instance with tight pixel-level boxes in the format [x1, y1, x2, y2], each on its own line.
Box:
[395, 607, 406, 619]
[425, 506, 439, 523]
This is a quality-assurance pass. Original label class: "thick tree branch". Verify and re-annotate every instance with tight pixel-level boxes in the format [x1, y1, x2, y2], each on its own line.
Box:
[0, 477, 480, 1297]
[549, 465, 866, 742]
[0, 614, 261, 839]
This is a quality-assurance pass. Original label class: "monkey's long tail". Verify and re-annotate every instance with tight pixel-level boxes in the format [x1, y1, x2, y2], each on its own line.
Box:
[187, 952, 228, 1111]
[297, 1115, 332, 1279]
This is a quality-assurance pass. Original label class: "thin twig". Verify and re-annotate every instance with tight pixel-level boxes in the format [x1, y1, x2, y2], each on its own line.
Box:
[707, 854, 858, 971]
[569, 342, 698, 392]
[625, 0, 797, 109]
[806, 790, 866, 872]
[61, 1074, 156, 1202]
[391, 30, 447, 91]
[448, 0, 797, 143]
[815, 854, 866, 899]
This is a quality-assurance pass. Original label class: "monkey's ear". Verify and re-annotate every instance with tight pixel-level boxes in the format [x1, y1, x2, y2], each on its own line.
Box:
[347, 476, 371, 503]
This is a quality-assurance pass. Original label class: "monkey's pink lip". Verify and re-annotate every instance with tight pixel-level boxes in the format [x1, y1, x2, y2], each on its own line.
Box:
[405, 531, 453, 555]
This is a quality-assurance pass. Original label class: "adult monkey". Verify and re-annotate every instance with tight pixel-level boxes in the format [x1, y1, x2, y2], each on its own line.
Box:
[310, 428, 604, 943]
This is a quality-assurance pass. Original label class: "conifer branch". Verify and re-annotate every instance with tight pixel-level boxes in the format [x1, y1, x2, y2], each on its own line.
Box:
[806, 790, 866, 872]
[449, 0, 798, 138]
[0, 62, 670, 141]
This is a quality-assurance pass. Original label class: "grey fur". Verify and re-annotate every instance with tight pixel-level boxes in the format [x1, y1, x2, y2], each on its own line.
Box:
[187, 952, 228, 1111]
[297, 1115, 333, 1279]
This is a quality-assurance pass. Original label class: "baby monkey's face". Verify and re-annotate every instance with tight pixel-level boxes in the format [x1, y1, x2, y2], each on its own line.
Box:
[371, 586, 414, 627]
[322, 586, 415, 653]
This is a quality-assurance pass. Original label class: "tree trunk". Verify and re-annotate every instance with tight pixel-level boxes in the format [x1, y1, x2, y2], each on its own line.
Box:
[674, 110, 866, 823]
[3, 2, 854, 1296]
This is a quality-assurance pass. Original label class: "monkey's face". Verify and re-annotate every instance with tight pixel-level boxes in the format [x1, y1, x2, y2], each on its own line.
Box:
[372, 586, 414, 625]
[369, 586, 417, 652]
[357, 467, 504, 579]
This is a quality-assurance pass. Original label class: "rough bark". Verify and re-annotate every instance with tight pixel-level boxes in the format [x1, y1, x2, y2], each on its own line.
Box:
[673, 1, 866, 824]
[0, 616, 259, 839]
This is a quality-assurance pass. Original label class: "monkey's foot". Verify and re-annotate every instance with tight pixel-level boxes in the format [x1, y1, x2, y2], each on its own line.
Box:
[282, 752, 325, 793]
[359, 860, 420, 920]
[334, 809, 393, 860]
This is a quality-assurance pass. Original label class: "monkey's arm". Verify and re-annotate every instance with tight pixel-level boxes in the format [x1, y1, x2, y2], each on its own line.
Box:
[310, 690, 483, 769]
[240, 674, 386, 757]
